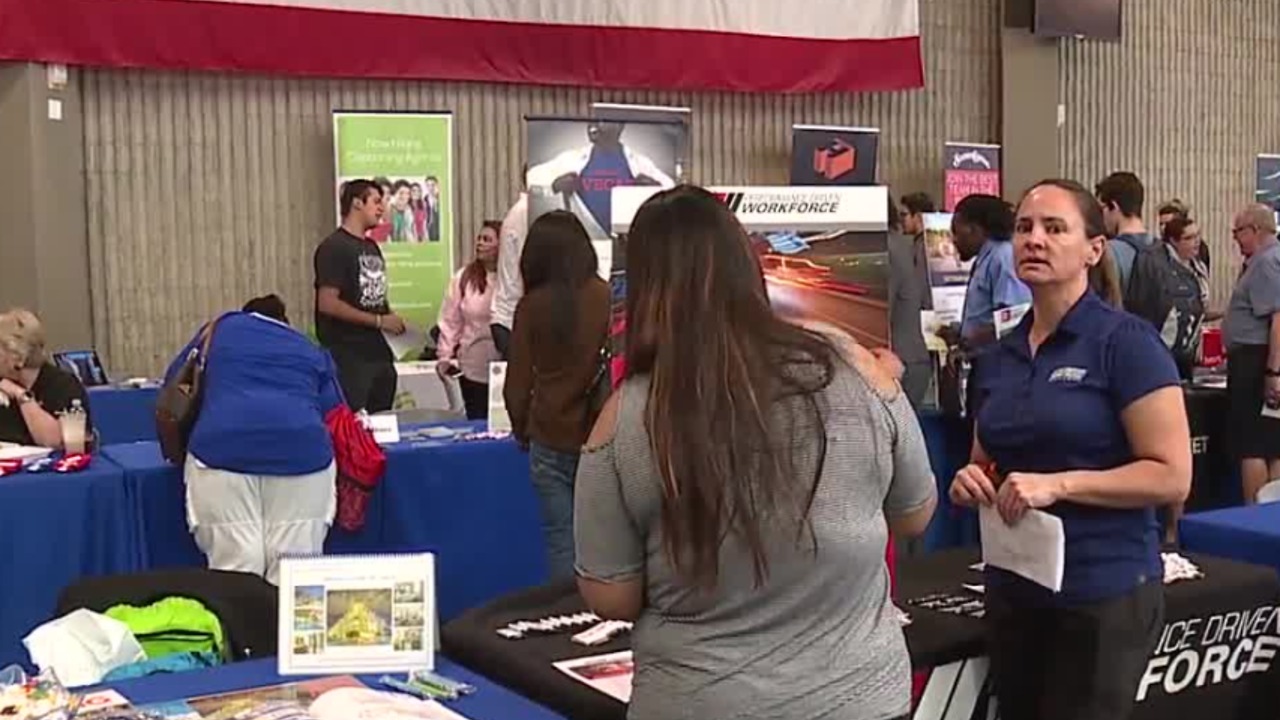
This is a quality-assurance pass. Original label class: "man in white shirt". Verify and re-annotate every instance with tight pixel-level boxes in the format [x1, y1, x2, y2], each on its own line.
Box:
[490, 190, 528, 358]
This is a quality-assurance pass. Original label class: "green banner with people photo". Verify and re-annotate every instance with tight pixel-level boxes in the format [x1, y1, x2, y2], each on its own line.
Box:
[332, 112, 455, 334]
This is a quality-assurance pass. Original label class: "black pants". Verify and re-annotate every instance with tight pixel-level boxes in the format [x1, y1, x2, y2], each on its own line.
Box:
[986, 582, 1163, 720]
[459, 377, 489, 421]
[491, 324, 512, 360]
[332, 352, 397, 413]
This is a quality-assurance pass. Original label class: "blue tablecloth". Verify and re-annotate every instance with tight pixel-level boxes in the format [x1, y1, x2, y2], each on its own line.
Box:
[98, 657, 565, 720]
[0, 459, 139, 667]
[916, 411, 977, 551]
[101, 423, 547, 622]
[87, 385, 159, 445]
[1181, 504, 1280, 575]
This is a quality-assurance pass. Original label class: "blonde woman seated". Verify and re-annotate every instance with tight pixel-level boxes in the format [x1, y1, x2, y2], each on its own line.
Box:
[0, 309, 92, 448]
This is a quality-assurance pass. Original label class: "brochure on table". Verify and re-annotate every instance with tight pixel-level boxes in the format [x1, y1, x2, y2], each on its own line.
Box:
[91, 676, 470, 720]
[277, 554, 436, 676]
[553, 651, 635, 703]
[611, 185, 892, 354]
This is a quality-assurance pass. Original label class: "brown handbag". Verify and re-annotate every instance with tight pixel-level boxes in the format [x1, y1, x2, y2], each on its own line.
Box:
[155, 319, 219, 464]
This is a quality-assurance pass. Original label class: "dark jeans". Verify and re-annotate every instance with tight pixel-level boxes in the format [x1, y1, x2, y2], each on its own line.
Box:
[459, 377, 489, 421]
[986, 582, 1164, 720]
[331, 351, 397, 413]
[529, 442, 580, 580]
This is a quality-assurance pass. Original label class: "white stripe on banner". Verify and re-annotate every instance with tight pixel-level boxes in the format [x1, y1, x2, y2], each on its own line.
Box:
[189, 0, 920, 40]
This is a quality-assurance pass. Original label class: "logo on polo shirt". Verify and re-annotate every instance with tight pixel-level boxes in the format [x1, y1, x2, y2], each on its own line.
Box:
[1048, 367, 1088, 384]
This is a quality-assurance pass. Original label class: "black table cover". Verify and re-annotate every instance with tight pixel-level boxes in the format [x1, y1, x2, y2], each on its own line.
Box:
[442, 549, 1280, 720]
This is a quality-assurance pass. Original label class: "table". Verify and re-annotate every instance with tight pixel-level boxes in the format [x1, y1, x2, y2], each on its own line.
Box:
[898, 550, 1280, 720]
[1181, 504, 1280, 575]
[916, 411, 977, 551]
[97, 657, 565, 720]
[1184, 385, 1240, 510]
[441, 550, 1280, 720]
[86, 385, 159, 445]
[0, 459, 139, 668]
[915, 385, 1238, 554]
[100, 422, 548, 622]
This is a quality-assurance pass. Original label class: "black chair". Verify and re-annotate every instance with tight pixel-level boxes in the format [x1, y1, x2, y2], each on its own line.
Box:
[56, 568, 278, 661]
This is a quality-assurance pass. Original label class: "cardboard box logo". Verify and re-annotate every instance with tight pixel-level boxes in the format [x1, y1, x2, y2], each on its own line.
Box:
[813, 139, 857, 180]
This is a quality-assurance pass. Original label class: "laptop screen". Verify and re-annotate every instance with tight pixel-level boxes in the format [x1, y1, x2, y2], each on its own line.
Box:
[53, 350, 110, 387]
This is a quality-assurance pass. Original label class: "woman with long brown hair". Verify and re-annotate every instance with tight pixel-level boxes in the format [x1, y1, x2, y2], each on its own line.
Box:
[573, 186, 936, 720]
[505, 210, 609, 580]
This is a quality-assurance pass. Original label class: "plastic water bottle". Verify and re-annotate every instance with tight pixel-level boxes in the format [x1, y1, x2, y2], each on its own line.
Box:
[60, 399, 88, 454]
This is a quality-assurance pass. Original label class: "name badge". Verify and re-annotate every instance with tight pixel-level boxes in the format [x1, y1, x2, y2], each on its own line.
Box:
[1048, 367, 1088, 384]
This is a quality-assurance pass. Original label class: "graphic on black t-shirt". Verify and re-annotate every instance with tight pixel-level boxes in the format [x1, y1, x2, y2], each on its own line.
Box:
[358, 254, 388, 310]
[314, 229, 392, 361]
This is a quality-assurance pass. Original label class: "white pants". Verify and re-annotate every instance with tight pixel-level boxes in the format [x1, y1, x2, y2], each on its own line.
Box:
[184, 455, 337, 585]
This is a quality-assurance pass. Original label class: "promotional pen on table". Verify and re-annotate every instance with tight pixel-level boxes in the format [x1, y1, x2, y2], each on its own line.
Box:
[379, 675, 454, 701]
[379, 670, 476, 701]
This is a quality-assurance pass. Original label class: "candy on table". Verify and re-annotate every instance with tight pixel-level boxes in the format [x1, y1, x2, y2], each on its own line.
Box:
[1162, 553, 1204, 584]
[458, 431, 511, 442]
[570, 620, 634, 647]
[54, 454, 92, 473]
[0, 665, 78, 720]
[495, 612, 602, 640]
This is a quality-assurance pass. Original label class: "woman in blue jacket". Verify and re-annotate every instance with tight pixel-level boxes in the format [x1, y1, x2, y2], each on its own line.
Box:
[949, 180, 1191, 720]
[166, 295, 343, 585]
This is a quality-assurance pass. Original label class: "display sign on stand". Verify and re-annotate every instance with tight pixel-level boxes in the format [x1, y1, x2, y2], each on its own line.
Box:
[790, 125, 880, 186]
[920, 212, 971, 413]
[612, 185, 891, 353]
[525, 117, 684, 268]
[944, 142, 1002, 211]
[487, 362, 512, 435]
[277, 553, 436, 676]
[332, 112, 455, 348]
[586, 105, 692, 386]
[922, 212, 970, 330]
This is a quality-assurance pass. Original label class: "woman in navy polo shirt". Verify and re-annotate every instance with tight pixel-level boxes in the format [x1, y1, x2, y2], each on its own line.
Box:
[949, 179, 1191, 720]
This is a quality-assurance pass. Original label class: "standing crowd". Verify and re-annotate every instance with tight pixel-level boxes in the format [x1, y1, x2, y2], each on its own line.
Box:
[4, 165, 1276, 720]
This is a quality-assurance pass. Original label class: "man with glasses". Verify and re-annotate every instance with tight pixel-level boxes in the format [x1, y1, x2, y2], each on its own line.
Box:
[1224, 204, 1280, 502]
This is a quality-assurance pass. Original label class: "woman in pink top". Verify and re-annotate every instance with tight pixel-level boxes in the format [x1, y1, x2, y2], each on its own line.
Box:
[437, 221, 501, 419]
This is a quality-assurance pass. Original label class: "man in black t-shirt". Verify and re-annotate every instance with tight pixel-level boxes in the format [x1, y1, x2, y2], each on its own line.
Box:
[314, 180, 408, 412]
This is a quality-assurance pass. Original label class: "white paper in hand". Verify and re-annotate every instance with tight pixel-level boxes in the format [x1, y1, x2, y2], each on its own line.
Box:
[979, 506, 1065, 592]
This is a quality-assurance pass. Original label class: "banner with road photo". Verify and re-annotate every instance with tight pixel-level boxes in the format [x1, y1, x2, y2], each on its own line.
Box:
[944, 142, 1002, 211]
[333, 112, 454, 342]
[612, 185, 891, 349]
[1256, 154, 1280, 221]
[789, 125, 880, 186]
